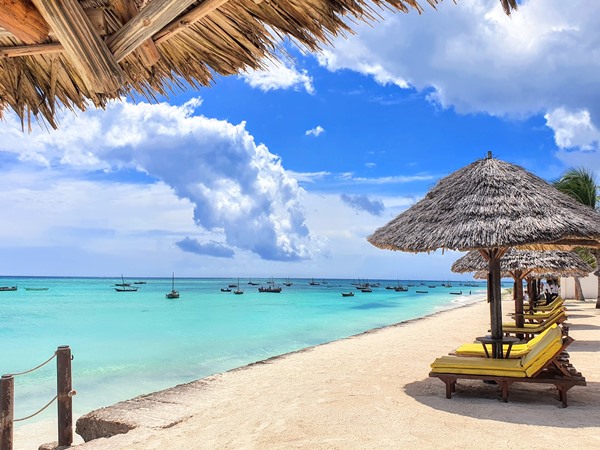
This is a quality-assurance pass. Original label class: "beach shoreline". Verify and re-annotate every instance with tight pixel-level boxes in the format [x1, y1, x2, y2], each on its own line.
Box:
[17, 294, 600, 449]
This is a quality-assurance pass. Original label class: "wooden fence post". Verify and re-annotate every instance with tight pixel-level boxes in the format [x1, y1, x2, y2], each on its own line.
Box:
[56, 346, 72, 447]
[0, 374, 14, 450]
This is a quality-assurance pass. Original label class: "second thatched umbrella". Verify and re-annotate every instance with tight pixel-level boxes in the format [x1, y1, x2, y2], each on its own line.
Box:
[368, 152, 600, 358]
[451, 249, 592, 329]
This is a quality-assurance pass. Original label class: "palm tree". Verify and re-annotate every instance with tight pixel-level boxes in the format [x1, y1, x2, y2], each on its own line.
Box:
[554, 167, 600, 307]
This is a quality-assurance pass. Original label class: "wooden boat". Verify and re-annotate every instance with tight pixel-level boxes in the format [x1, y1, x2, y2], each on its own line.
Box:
[220, 287, 232, 292]
[233, 278, 244, 295]
[115, 285, 138, 292]
[394, 286, 408, 292]
[25, 287, 49, 291]
[248, 279, 260, 285]
[283, 277, 293, 286]
[341, 292, 354, 297]
[115, 275, 131, 287]
[0, 286, 17, 291]
[166, 273, 180, 299]
[360, 287, 372, 293]
[449, 291, 463, 295]
[258, 285, 282, 293]
[134, 281, 147, 285]
[415, 290, 428, 294]
[309, 278, 320, 286]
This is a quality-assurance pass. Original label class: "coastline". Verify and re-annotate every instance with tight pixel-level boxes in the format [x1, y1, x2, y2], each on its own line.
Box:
[17, 293, 600, 448]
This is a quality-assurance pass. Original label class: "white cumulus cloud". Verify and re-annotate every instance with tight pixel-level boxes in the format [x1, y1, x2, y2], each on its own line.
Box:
[242, 59, 315, 94]
[0, 99, 320, 261]
[305, 125, 325, 137]
[316, 0, 600, 167]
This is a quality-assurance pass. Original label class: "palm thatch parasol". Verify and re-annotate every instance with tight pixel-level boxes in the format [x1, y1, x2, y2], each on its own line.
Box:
[452, 249, 592, 328]
[0, 0, 520, 129]
[368, 152, 600, 358]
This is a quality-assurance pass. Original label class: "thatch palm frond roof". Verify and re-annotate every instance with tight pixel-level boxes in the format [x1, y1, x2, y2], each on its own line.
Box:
[368, 154, 600, 253]
[0, 0, 423, 128]
[452, 249, 593, 279]
[0, 0, 520, 129]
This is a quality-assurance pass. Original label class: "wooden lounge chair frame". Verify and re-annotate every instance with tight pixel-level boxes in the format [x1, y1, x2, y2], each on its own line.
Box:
[430, 335, 586, 407]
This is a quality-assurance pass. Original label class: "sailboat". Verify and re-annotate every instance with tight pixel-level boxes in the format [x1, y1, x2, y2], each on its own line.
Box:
[283, 277, 293, 286]
[166, 273, 179, 299]
[233, 278, 244, 295]
[115, 275, 137, 292]
[114, 274, 131, 287]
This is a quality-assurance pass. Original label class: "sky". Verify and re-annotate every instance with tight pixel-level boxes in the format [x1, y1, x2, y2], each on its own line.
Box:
[1, 0, 599, 280]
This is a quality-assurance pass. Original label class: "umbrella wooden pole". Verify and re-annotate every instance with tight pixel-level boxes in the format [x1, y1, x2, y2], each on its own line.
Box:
[489, 250, 504, 358]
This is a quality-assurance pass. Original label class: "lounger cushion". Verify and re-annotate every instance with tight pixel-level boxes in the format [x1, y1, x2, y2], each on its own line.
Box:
[454, 325, 556, 358]
[430, 325, 563, 378]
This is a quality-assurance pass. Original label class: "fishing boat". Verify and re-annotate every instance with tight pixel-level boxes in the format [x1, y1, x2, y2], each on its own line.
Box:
[309, 278, 320, 286]
[24, 287, 49, 291]
[220, 287, 232, 292]
[258, 284, 282, 293]
[115, 285, 138, 292]
[449, 291, 463, 295]
[248, 279, 260, 286]
[114, 275, 137, 291]
[166, 273, 179, 299]
[134, 281, 147, 285]
[233, 278, 244, 295]
[114, 275, 131, 287]
[415, 290, 428, 294]
[360, 287, 372, 293]
[394, 286, 408, 292]
[0, 286, 17, 291]
[341, 292, 354, 297]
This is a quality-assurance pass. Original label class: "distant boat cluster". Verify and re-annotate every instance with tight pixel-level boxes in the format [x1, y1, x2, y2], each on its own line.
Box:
[2, 278, 485, 301]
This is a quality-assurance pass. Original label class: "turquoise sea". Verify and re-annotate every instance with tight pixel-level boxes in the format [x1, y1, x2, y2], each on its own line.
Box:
[0, 276, 494, 424]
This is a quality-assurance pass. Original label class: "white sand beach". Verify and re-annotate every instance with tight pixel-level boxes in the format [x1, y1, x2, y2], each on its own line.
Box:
[16, 295, 600, 449]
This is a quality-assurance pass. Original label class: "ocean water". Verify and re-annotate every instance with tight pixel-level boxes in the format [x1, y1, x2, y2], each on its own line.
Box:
[0, 276, 492, 423]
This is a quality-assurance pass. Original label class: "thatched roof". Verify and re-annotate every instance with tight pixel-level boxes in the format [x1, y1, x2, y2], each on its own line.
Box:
[0, 0, 520, 129]
[452, 249, 593, 279]
[368, 153, 600, 253]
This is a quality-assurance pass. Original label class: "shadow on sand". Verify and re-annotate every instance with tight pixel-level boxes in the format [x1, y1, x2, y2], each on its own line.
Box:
[566, 314, 596, 319]
[404, 379, 600, 428]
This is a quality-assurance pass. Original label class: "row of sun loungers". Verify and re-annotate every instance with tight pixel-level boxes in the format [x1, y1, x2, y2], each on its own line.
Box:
[524, 296, 564, 312]
[428, 304, 586, 406]
[502, 303, 567, 341]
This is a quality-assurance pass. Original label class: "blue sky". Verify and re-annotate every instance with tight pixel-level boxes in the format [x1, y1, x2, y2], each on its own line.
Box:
[1, 0, 598, 279]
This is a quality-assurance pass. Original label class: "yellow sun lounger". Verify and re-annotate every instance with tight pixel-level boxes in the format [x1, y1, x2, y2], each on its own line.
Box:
[524, 296, 563, 312]
[502, 310, 567, 339]
[430, 325, 585, 406]
[453, 324, 556, 358]
[507, 307, 567, 324]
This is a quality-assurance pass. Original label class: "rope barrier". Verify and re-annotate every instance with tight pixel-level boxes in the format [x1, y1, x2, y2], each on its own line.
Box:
[13, 395, 57, 422]
[10, 351, 57, 377]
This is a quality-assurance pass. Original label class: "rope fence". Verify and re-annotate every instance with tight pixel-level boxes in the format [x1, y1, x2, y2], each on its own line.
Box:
[1, 346, 74, 450]
[10, 352, 56, 377]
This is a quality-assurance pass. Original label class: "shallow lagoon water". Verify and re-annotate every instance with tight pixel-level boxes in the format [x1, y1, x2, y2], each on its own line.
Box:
[0, 277, 493, 422]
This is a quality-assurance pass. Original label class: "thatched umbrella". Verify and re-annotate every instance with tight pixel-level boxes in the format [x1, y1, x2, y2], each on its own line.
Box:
[452, 249, 592, 328]
[368, 152, 600, 358]
[0, 0, 518, 129]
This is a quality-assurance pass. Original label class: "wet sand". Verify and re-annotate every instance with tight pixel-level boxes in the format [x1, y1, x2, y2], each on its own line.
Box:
[18, 295, 600, 449]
